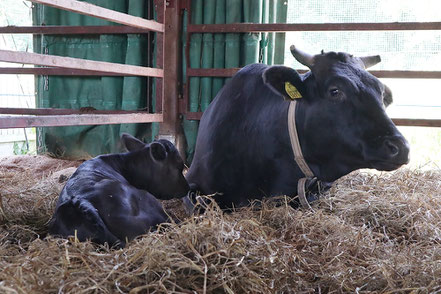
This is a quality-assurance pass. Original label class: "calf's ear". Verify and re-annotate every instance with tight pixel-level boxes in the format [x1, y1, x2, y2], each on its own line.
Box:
[150, 142, 167, 161]
[263, 66, 306, 101]
[121, 133, 146, 151]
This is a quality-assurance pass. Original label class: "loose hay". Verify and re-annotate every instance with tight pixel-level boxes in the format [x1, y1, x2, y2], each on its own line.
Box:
[1, 156, 441, 293]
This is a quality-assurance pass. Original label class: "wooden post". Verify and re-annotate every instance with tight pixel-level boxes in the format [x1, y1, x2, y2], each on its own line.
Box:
[158, 1, 185, 156]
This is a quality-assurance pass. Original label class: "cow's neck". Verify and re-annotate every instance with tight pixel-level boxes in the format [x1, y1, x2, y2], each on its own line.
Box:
[293, 89, 357, 182]
[102, 152, 153, 191]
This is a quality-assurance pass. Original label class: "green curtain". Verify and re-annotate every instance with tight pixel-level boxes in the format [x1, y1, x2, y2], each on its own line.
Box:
[183, 0, 288, 163]
[33, 0, 154, 159]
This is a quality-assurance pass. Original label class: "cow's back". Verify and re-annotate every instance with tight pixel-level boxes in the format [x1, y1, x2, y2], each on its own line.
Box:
[186, 64, 298, 207]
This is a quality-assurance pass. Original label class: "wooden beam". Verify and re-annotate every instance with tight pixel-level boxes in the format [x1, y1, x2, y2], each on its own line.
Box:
[0, 49, 163, 77]
[0, 113, 163, 129]
[188, 22, 441, 33]
[154, 0, 165, 113]
[0, 67, 135, 76]
[0, 25, 148, 35]
[28, 0, 164, 32]
[392, 118, 441, 128]
[0, 108, 150, 115]
[158, 0, 180, 139]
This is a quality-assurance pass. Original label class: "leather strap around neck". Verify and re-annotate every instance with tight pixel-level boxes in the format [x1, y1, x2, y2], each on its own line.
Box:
[288, 100, 315, 209]
[288, 100, 314, 178]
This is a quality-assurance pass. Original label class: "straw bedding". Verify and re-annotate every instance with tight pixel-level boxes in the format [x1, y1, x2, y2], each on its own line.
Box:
[0, 155, 440, 293]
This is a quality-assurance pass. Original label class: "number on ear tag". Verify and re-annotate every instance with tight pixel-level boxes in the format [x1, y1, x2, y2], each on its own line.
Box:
[285, 82, 302, 99]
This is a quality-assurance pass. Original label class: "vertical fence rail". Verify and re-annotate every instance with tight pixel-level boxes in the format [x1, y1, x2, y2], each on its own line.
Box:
[154, 0, 165, 114]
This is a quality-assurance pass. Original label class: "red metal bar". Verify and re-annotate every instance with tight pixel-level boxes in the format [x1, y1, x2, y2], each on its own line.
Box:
[0, 25, 148, 35]
[186, 68, 441, 79]
[184, 112, 441, 127]
[5, 22, 438, 35]
[186, 68, 241, 77]
[188, 22, 441, 33]
[0, 67, 136, 76]
[0, 108, 149, 115]
[179, 0, 190, 10]
[370, 71, 441, 79]
[5, 67, 441, 79]
[0, 113, 163, 129]
[185, 112, 203, 120]
[182, 0, 191, 117]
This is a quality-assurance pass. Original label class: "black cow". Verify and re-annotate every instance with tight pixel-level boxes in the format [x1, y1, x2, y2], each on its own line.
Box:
[48, 134, 189, 247]
[186, 45, 410, 209]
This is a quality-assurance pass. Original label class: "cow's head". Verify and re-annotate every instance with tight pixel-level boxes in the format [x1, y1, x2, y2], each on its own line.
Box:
[121, 134, 190, 199]
[263, 45, 410, 182]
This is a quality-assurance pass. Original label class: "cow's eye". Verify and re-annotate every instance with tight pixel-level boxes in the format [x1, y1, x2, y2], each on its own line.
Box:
[329, 88, 340, 97]
[327, 87, 346, 101]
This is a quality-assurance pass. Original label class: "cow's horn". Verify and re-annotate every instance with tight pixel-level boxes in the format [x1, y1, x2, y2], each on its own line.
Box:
[290, 45, 314, 68]
[360, 55, 381, 69]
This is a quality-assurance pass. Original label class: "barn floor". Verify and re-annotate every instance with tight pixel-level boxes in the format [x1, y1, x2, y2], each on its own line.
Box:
[0, 155, 440, 293]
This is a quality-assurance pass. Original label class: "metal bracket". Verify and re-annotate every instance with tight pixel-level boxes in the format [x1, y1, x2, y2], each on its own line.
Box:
[166, 0, 174, 8]
[157, 134, 176, 145]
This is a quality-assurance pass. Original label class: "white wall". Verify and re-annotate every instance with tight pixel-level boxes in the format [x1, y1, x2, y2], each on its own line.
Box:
[0, 0, 36, 155]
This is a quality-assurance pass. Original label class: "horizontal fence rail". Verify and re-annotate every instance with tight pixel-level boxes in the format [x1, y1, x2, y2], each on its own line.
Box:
[0, 49, 164, 77]
[0, 67, 133, 76]
[186, 68, 441, 79]
[0, 114, 163, 129]
[183, 21, 441, 127]
[0, 0, 166, 129]
[188, 22, 441, 33]
[392, 118, 441, 128]
[28, 0, 164, 32]
[0, 25, 147, 35]
[183, 112, 441, 128]
[0, 108, 151, 115]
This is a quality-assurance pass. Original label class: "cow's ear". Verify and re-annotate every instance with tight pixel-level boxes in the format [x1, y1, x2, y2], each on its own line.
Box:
[150, 142, 167, 161]
[263, 66, 305, 101]
[383, 84, 393, 107]
[121, 133, 145, 151]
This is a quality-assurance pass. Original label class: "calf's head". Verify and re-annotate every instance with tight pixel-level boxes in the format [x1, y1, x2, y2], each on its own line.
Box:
[121, 134, 190, 199]
[264, 45, 410, 182]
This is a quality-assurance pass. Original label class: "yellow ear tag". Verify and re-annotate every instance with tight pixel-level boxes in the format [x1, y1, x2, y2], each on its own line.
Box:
[285, 82, 302, 99]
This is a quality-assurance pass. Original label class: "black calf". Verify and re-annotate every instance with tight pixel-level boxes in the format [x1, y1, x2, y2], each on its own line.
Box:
[48, 134, 189, 247]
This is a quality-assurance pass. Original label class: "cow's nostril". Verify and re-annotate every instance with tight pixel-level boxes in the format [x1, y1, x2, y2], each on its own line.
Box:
[384, 140, 399, 157]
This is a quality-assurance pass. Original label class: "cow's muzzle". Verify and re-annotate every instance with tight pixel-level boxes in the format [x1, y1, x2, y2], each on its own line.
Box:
[374, 135, 410, 170]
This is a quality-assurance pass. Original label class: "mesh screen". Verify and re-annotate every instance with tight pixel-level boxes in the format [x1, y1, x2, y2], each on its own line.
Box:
[287, 0, 441, 23]
[285, 0, 441, 118]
